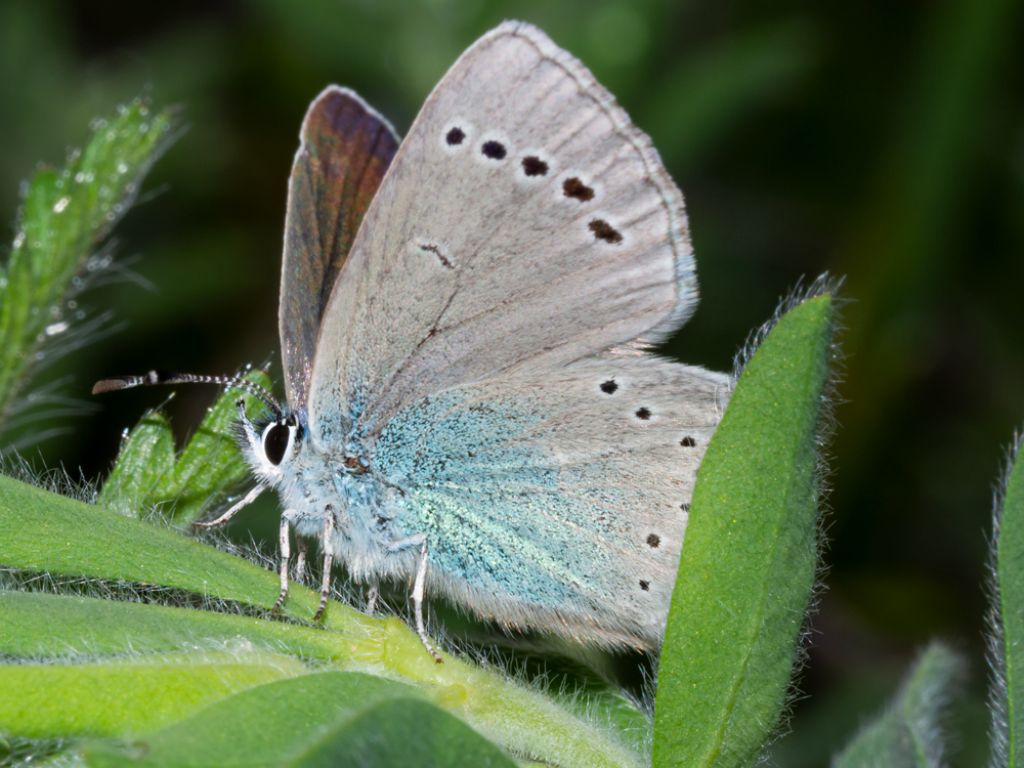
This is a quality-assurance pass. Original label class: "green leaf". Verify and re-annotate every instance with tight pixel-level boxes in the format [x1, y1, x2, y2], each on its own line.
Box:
[97, 368, 272, 523]
[0, 591, 346, 661]
[0, 651, 306, 738]
[97, 412, 175, 515]
[989, 435, 1024, 767]
[832, 643, 964, 767]
[653, 292, 834, 768]
[83, 671, 517, 767]
[0, 472, 360, 625]
[0, 99, 173, 444]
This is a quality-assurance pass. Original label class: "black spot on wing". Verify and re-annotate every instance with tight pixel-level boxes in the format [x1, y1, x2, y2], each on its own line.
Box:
[522, 156, 549, 176]
[589, 219, 623, 244]
[481, 140, 507, 160]
[446, 127, 465, 145]
[563, 177, 594, 201]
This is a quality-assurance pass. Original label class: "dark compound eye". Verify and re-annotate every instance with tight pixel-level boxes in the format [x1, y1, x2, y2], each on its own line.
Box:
[263, 422, 292, 466]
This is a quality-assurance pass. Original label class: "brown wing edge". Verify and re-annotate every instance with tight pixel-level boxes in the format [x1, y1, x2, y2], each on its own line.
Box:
[279, 86, 400, 412]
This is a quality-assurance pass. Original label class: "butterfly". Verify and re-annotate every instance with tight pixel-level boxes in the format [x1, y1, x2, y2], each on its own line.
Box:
[95, 21, 730, 660]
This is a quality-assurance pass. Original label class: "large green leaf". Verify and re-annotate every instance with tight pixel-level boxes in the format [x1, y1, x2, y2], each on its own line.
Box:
[0, 651, 306, 738]
[0, 591, 345, 661]
[990, 435, 1024, 767]
[654, 292, 834, 767]
[84, 671, 518, 767]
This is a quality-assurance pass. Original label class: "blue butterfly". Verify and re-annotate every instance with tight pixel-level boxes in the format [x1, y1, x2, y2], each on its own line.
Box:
[95, 22, 729, 660]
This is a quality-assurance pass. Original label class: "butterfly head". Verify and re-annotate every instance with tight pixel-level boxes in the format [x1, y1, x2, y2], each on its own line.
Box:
[252, 411, 302, 476]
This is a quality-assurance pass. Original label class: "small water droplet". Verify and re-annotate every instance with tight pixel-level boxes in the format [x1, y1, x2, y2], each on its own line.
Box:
[74, 171, 94, 184]
[12, 231, 25, 249]
[139, 122, 150, 133]
[45, 320, 70, 336]
[66, 299, 78, 310]
[52, 196, 70, 214]
[116, 162, 129, 175]
[89, 117, 108, 131]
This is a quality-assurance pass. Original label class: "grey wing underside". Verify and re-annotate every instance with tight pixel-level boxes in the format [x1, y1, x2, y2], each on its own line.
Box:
[373, 356, 731, 649]
[307, 22, 699, 443]
[279, 87, 399, 413]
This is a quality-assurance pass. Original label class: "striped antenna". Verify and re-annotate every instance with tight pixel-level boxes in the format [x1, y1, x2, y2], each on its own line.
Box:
[92, 370, 282, 418]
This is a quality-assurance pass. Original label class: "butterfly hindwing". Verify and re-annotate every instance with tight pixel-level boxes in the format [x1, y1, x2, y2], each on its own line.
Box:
[280, 87, 399, 412]
[308, 22, 697, 440]
[371, 356, 730, 648]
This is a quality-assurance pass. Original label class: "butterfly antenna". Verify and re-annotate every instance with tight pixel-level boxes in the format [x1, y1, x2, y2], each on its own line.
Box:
[92, 370, 283, 419]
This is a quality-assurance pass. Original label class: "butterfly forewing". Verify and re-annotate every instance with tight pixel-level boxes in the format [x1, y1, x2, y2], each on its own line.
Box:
[308, 22, 697, 440]
[280, 87, 399, 412]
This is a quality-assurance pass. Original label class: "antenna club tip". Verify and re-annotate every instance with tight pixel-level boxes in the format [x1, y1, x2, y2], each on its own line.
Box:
[92, 378, 129, 395]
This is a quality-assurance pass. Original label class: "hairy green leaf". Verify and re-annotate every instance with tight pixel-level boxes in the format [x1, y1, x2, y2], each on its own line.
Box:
[832, 643, 964, 767]
[84, 672, 517, 767]
[654, 292, 834, 768]
[0, 100, 173, 444]
[990, 435, 1024, 767]
[0, 651, 305, 738]
[97, 368, 272, 523]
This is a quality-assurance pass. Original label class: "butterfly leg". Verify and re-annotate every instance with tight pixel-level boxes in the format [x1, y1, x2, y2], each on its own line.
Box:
[192, 483, 265, 529]
[386, 534, 441, 662]
[271, 513, 292, 613]
[365, 583, 379, 615]
[312, 508, 335, 622]
[412, 538, 442, 662]
[294, 535, 308, 584]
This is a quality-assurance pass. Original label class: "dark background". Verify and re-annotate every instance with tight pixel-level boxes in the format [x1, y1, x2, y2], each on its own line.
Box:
[2, 1, 1021, 763]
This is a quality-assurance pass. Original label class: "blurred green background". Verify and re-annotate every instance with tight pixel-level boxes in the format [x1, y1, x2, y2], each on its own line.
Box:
[1, 0, 1021, 763]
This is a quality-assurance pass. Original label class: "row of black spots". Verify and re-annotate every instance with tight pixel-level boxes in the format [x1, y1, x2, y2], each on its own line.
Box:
[445, 126, 548, 176]
[443, 125, 620, 245]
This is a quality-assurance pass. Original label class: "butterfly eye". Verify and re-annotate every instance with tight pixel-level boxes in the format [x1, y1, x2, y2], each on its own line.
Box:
[262, 422, 293, 466]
